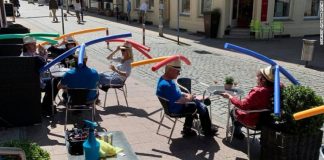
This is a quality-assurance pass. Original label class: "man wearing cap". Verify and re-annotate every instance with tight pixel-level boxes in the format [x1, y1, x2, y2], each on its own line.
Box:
[47, 36, 77, 67]
[221, 66, 275, 140]
[58, 49, 99, 101]
[156, 60, 217, 137]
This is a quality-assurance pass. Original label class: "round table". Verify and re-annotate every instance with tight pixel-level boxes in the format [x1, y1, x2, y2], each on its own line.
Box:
[203, 85, 244, 140]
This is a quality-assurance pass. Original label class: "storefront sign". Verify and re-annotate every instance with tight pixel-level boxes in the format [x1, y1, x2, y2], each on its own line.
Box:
[261, 0, 268, 21]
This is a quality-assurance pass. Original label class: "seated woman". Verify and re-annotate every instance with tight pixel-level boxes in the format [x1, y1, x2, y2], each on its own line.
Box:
[99, 42, 133, 87]
[220, 66, 275, 140]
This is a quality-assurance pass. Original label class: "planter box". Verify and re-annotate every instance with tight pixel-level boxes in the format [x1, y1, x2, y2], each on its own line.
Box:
[261, 126, 323, 160]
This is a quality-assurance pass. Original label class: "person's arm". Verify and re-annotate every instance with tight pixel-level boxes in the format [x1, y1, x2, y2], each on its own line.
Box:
[176, 93, 194, 104]
[110, 65, 127, 77]
[106, 46, 120, 60]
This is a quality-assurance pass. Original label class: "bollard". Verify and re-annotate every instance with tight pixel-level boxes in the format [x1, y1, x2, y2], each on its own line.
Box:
[301, 39, 316, 67]
[142, 24, 145, 45]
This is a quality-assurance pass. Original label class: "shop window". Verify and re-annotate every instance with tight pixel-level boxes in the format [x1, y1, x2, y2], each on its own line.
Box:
[273, 0, 291, 18]
[199, 0, 212, 16]
[181, 0, 190, 15]
[304, 0, 319, 18]
[136, 0, 154, 10]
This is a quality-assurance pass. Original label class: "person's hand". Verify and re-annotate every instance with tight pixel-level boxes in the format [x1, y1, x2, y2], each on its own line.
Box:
[109, 64, 116, 72]
[220, 92, 232, 99]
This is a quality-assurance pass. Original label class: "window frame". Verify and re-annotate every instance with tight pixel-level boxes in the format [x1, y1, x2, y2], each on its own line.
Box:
[304, 0, 320, 19]
[135, 0, 154, 11]
[198, 0, 212, 17]
[180, 0, 190, 16]
[273, 0, 293, 20]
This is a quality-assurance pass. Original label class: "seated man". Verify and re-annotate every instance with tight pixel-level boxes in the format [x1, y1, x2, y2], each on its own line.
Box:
[57, 49, 99, 102]
[47, 36, 78, 67]
[220, 66, 275, 140]
[156, 60, 217, 136]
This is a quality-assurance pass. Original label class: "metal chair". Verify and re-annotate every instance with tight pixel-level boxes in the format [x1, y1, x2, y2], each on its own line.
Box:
[99, 75, 128, 107]
[64, 88, 97, 131]
[228, 107, 271, 160]
[156, 96, 200, 144]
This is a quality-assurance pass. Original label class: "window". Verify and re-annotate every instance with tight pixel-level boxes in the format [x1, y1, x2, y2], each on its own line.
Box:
[304, 0, 319, 17]
[181, 0, 190, 14]
[273, 0, 291, 18]
[136, 0, 154, 10]
[199, 0, 212, 16]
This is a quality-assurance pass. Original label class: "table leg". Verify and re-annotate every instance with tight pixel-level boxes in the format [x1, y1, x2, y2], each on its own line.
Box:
[225, 99, 231, 141]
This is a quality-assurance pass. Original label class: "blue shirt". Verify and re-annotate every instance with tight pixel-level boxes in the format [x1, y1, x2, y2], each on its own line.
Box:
[156, 77, 183, 113]
[61, 66, 99, 101]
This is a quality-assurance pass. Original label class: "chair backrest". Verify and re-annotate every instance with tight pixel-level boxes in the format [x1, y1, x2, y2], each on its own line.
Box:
[177, 77, 191, 93]
[157, 96, 171, 115]
[66, 88, 92, 105]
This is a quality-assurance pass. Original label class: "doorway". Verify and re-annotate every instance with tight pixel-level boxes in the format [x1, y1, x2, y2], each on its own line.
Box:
[232, 0, 253, 28]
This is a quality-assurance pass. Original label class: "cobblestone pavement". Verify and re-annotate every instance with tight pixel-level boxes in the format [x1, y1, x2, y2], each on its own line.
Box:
[17, 0, 324, 128]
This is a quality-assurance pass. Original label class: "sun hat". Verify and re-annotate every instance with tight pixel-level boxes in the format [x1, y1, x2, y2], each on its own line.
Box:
[23, 36, 36, 45]
[74, 49, 88, 59]
[166, 59, 181, 70]
[120, 42, 132, 50]
[66, 36, 77, 44]
[260, 66, 274, 82]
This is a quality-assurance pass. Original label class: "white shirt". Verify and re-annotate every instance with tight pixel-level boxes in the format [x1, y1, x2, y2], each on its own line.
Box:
[74, 2, 81, 11]
[139, 2, 148, 12]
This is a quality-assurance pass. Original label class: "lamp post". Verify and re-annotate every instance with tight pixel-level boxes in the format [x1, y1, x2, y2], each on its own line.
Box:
[158, 0, 164, 37]
[177, 0, 180, 45]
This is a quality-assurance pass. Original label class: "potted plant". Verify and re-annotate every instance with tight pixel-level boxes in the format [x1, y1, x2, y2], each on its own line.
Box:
[224, 25, 231, 35]
[0, 140, 50, 160]
[261, 85, 324, 160]
[224, 76, 234, 90]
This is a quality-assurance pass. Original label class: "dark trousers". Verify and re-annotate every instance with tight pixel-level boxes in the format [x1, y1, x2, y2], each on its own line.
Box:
[41, 78, 60, 113]
[182, 100, 212, 132]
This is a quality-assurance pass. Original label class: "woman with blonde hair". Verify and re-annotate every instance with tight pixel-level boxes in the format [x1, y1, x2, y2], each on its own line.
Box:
[99, 42, 133, 87]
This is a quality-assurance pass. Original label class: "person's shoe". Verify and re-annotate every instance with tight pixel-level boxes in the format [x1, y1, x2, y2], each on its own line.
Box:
[181, 128, 197, 137]
[233, 131, 245, 140]
[203, 127, 218, 136]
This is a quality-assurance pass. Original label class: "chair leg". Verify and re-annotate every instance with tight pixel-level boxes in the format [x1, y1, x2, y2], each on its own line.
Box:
[64, 106, 68, 131]
[124, 84, 127, 97]
[122, 89, 129, 107]
[247, 128, 250, 160]
[157, 113, 165, 133]
[114, 89, 120, 106]
[103, 91, 108, 107]
[168, 118, 178, 144]
[92, 104, 95, 121]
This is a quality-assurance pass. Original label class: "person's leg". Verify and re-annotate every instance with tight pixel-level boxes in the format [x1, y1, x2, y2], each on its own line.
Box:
[53, 9, 58, 21]
[230, 109, 244, 140]
[181, 104, 196, 136]
[77, 11, 81, 23]
[41, 78, 59, 115]
[193, 99, 217, 135]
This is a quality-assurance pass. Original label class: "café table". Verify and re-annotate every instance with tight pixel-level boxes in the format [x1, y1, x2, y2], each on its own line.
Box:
[67, 131, 138, 160]
[203, 85, 244, 140]
[49, 66, 70, 107]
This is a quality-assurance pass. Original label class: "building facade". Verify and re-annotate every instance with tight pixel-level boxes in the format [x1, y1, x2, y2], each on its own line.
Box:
[82, 0, 321, 38]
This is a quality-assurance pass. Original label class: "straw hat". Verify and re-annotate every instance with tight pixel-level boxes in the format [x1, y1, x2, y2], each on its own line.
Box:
[23, 36, 36, 45]
[66, 36, 77, 44]
[260, 66, 274, 82]
[166, 59, 181, 70]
